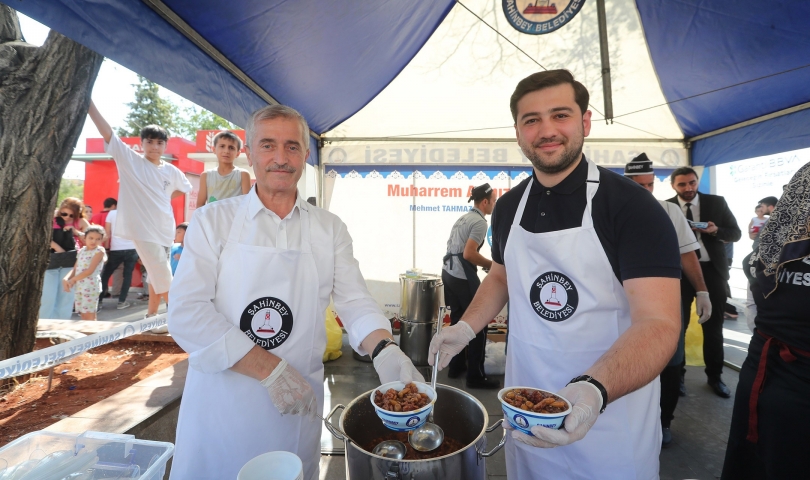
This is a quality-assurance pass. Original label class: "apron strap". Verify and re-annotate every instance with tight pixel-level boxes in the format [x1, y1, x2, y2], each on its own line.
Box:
[747, 330, 810, 443]
[581, 159, 600, 229]
[443, 252, 459, 269]
[513, 175, 533, 227]
[513, 159, 601, 229]
[299, 203, 312, 254]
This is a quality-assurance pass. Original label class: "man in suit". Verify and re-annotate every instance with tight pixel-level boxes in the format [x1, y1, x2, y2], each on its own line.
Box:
[667, 167, 741, 398]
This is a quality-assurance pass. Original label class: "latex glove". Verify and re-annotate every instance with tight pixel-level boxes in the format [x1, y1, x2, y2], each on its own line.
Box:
[695, 291, 712, 324]
[260, 359, 317, 417]
[427, 320, 476, 370]
[373, 345, 426, 384]
[512, 382, 603, 448]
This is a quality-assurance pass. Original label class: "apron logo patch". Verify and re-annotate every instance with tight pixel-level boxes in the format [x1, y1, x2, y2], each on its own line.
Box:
[529, 271, 579, 322]
[240, 297, 293, 350]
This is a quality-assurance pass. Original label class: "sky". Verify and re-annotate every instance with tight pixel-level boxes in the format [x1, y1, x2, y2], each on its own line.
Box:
[18, 14, 197, 180]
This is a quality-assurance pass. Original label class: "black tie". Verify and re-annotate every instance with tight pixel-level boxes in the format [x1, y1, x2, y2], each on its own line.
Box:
[685, 203, 701, 259]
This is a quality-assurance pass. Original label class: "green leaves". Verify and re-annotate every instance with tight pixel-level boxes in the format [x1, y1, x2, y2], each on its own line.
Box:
[116, 75, 238, 140]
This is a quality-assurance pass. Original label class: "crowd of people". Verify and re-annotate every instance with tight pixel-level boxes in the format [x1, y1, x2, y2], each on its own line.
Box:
[43, 104, 250, 323]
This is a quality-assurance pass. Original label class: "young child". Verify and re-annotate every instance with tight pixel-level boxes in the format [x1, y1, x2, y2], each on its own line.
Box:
[170, 223, 188, 275]
[196, 131, 251, 207]
[87, 101, 192, 319]
[63, 226, 107, 320]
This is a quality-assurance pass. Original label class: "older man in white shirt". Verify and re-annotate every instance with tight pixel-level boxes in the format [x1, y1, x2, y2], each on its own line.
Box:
[168, 105, 423, 480]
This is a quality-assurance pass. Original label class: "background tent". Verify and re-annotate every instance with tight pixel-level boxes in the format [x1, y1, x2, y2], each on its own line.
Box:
[15, 0, 810, 166]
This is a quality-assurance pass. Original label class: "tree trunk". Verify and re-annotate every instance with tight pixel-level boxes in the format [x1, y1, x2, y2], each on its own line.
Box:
[0, 4, 103, 362]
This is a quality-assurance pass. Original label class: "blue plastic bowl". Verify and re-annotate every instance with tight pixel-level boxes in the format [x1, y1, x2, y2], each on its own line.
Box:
[498, 387, 572, 435]
[371, 381, 437, 432]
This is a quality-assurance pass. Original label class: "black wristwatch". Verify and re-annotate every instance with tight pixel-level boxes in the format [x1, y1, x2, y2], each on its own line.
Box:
[568, 375, 608, 414]
[371, 339, 397, 360]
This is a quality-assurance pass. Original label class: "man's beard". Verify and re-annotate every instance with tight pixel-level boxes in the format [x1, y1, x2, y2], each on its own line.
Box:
[519, 131, 584, 175]
[679, 190, 696, 202]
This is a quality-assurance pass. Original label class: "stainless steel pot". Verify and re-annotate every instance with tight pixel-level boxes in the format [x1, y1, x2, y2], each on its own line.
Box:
[399, 274, 442, 323]
[398, 319, 435, 366]
[324, 384, 505, 480]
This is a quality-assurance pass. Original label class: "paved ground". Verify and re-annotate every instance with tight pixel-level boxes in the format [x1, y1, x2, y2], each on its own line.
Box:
[86, 296, 752, 479]
[93, 289, 166, 322]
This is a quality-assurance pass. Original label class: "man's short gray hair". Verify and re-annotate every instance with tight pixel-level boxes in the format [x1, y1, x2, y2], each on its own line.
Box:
[245, 104, 310, 151]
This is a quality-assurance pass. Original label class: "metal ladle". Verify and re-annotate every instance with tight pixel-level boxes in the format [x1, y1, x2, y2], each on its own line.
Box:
[371, 440, 407, 459]
[408, 306, 446, 452]
[318, 402, 407, 459]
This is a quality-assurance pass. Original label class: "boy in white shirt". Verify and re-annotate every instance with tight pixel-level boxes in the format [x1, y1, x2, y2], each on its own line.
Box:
[197, 131, 251, 207]
[88, 101, 192, 318]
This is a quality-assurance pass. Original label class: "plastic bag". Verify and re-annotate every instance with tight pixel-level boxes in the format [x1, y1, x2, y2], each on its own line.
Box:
[483, 340, 506, 376]
[684, 300, 705, 367]
[323, 302, 343, 362]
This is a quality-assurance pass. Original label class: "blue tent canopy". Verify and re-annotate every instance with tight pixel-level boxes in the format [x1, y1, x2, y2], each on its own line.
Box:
[636, 0, 810, 166]
[13, 0, 454, 158]
[14, 0, 810, 167]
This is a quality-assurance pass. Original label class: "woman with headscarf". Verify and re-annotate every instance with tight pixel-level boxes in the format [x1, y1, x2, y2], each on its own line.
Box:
[721, 163, 810, 479]
[40, 197, 90, 319]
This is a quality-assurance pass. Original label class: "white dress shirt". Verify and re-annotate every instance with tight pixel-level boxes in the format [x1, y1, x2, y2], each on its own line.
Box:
[677, 195, 710, 262]
[169, 187, 391, 372]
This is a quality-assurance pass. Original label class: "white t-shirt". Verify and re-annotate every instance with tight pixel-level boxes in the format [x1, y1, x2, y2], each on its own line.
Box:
[659, 200, 700, 255]
[105, 135, 192, 247]
[104, 210, 137, 251]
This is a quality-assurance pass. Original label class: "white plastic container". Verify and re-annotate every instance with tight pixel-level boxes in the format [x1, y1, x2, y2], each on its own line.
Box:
[238, 451, 303, 480]
[0, 430, 174, 480]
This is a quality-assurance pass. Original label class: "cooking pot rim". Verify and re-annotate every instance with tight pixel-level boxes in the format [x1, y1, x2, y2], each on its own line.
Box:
[337, 383, 490, 462]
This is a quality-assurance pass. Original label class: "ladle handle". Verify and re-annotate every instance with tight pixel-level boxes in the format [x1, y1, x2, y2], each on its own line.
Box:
[322, 404, 348, 441]
[431, 305, 444, 391]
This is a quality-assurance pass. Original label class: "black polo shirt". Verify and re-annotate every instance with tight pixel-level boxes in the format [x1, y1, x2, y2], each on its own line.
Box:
[491, 157, 681, 283]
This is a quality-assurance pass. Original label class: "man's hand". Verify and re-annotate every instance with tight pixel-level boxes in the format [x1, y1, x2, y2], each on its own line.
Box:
[373, 345, 425, 384]
[428, 321, 476, 370]
[696, 221, 718, 235]
[260, 359, 317, 417]
[695, 291, 712, 324]
[512, 382, 603, 448]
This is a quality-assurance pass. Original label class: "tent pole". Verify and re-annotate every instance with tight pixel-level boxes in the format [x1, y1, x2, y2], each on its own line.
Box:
[596, 0, 613, 124]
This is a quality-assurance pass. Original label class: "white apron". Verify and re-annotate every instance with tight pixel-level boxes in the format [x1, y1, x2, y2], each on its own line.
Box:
[503, 160, 660, 480]
[171, 196, 324, 480]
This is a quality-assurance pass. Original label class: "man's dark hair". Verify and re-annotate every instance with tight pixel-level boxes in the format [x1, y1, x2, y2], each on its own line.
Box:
[213, 130, 243, 151]
[510, 69, 589, 122]
[758, 196, 778, 207]
[102, 197, 117, 209]
[140, 125, 169, 141]
[670, 167, 699, 184]
[176, 222, 189, 231]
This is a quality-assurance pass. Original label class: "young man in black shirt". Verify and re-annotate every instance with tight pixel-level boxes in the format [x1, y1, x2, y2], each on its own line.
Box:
[428, 69, 681, 478]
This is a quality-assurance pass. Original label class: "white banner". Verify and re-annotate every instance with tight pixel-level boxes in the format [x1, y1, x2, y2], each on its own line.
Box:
[0, 314, 167, 380]
[322, 142, 687, 168]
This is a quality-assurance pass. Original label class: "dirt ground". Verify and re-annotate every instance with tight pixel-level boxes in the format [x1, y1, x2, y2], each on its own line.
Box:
[0, 338, 187, 447]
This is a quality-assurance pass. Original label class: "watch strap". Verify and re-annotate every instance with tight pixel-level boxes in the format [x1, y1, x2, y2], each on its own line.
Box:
[371, 338, 396, 360]
[569, 375, 608, 414]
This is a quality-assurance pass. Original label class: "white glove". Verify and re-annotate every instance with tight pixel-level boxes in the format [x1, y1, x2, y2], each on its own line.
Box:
[260, 359, 317, 417]
[427, 320, 476, 370]
[695, 291, 712, 324]
[512, 381, 603, 448]
[373, 345, 426, 384]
